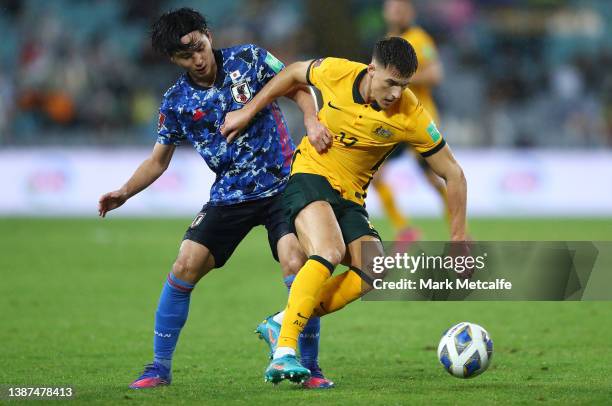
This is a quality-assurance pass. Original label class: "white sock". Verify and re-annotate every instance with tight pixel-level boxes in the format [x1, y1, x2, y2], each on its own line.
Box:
[272, 311, 284, 324]
[273, 346, 295, 359]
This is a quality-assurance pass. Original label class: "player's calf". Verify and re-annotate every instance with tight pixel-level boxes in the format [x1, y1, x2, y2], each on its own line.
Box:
[134, 240, 213, 388]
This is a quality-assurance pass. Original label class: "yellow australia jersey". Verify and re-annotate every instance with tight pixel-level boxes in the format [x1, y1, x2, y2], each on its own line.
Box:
[293, 57, 446, 206]
[397, 26, 440, 123]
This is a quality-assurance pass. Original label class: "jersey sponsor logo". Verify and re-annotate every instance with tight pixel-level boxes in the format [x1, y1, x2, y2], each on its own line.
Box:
[231, 81, 252, 104]
[264, 52, 284, 73]
[192, 109, 206, 121]
[373, 126, 394, 138]
[157, 112, 166, 132]
[426, 121, 441, 142]
[327, 101, 341, 111]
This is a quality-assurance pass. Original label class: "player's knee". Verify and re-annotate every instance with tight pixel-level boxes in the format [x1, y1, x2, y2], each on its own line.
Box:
[281, 255, 306, 276]
[171, 259, 202, 285]
[171, 259, 189, 279]
[362, 242, 389, 280]
[317, 245, 345, 267]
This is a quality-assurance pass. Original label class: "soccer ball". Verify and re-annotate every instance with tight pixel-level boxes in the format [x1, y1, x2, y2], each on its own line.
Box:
[437, 322, 493, 378]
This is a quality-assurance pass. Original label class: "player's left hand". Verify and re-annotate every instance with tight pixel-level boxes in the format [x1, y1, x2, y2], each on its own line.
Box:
[220, 107, 252, 143]
[305, 118, 333, 153]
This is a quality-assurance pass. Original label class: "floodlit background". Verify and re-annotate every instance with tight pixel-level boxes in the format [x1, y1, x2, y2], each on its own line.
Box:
[1, 0, 611, 217]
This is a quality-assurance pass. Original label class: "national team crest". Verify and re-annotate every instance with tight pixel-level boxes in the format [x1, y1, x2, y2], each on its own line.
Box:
[373, 126, 394, 138]
[190, 212, 206, 228]
[231, 81, 252, 104]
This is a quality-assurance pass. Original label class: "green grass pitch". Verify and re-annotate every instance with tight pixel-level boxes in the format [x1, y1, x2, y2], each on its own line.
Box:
[1, 217, 611, 404]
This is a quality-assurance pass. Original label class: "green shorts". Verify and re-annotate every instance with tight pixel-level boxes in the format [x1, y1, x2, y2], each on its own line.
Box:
[283, 173, 381, 244]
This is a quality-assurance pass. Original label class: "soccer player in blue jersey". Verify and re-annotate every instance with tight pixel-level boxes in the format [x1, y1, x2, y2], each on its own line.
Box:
[97, 8, 334, 389]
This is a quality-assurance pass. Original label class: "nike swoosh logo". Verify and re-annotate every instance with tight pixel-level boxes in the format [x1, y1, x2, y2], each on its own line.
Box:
[267, 328, 277, 345]
[327, 101, 341, 111]
[297, 312, 309, 319]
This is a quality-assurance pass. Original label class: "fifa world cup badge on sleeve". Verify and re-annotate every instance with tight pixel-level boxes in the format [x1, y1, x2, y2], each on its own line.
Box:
[426, 121, 441, 142]
[264, 52, 284, 73]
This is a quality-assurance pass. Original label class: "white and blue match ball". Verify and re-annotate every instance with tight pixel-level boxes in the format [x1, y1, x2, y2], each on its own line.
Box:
[437, 322, 493, 378]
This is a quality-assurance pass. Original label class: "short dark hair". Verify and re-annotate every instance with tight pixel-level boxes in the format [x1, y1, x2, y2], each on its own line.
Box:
[372, 37, 418, 77]
[151, 8, 208, 57]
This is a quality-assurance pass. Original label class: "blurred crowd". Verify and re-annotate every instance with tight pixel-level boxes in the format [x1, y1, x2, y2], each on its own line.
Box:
[0, 0, 610, 147]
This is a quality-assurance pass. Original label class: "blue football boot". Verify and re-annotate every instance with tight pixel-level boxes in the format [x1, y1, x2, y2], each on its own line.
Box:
[255, 314, 281, 359]
[129, 362, 171, 389]
[264, 355, 311, 384]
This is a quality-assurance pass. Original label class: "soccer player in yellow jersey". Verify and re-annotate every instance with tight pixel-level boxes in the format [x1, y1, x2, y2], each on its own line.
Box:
[373, 0, 450, 240]
[221, 37, 467, 384]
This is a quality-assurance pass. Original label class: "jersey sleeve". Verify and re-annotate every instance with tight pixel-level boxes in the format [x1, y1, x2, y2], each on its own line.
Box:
[253, 45, 285, 85]
[306, 57, 347, 90]
[403, 104, 446, 157]
[156, 97, 185, 146]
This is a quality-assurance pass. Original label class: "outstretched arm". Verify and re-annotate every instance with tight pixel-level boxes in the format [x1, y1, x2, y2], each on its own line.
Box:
[220, 61, 313, 143]
[98, 142, 175, 217]
[285, 84, 332, 153]
[423, 145, 467, 241]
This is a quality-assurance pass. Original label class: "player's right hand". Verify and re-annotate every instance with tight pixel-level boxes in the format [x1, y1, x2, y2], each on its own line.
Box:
[305, 118, 333, 153]
[220, 107, 253, 143]
[98, 190, 127, 218]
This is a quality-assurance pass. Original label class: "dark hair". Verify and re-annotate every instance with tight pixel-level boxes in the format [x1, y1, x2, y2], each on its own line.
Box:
[372, 37, 418, 77]
[151, 8, 208, 56]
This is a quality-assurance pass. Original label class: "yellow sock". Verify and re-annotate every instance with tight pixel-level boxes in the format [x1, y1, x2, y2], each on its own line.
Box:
[278, 256, 333, 349]
[312, 269, 365, 317]
[375, 181, 408, 230]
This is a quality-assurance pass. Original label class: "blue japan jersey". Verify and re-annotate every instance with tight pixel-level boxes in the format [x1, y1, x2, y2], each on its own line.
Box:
[156, 44, 296, 205]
